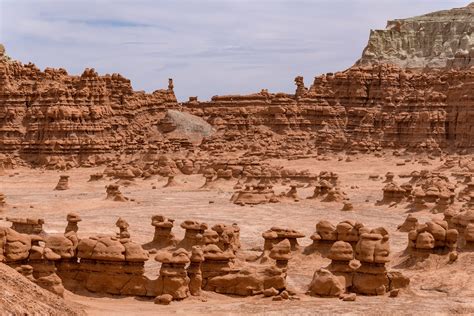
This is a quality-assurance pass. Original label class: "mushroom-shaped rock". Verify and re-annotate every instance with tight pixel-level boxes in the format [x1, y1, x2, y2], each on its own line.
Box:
[203, 244, 236, 261]
[155, 248, 191, 300]
[115, 217, 130, 236]
[143, 215, 177, 250]
[66, 212, 81, 223]
[177, 220, 208, 250]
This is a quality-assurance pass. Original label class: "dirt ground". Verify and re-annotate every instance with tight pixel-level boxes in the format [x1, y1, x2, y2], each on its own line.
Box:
[1, 154, 473, 315]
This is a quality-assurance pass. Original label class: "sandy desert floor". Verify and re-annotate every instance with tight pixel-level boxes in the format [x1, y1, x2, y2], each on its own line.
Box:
[1, 154, 474, 315]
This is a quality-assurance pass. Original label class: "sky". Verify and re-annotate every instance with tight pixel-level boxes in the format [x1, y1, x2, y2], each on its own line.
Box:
[0, 0, 470, 101]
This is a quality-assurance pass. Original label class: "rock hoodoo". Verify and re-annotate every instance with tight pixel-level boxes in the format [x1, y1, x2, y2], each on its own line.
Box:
[54, 175, 69, 190]
[143, 215, 177, 250]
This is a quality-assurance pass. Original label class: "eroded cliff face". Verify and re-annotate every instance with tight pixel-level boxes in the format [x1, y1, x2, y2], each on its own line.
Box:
[357, 3, 474, 69]
[181, 3, 474, 155]
[186, 65, 474, 153]
[2, 2, 474, 167]
[4, 58, 474, 167]
[0, 55, 179, 166]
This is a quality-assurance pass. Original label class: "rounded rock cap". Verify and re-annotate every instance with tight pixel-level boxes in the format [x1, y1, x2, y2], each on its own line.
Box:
[328, 241, 353, 261]
[66, 212, 82, 222]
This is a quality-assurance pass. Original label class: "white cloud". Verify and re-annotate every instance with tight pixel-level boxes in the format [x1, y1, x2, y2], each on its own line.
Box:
[0, 0, 469, 100]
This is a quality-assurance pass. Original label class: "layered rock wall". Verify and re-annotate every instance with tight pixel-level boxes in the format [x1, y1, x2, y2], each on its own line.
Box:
[185, 65, 474, 152]
[3, 3, 474, 164]
[0, 57, 179, 165]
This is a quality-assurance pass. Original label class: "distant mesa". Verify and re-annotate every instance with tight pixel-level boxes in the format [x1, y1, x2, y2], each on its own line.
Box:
[357, 3, 474, 68]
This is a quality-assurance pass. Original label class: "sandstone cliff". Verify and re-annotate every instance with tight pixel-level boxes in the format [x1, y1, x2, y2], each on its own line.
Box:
[2, 2, 474, 166]
[357, 3, 474, 68]
[0, 50, 180, 166]
[186, 64, 474, 153]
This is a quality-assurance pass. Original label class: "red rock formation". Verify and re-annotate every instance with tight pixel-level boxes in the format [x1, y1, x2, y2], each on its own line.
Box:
[154, 248, 191, 300]
[142, 215, 177, 251]
[7, 217, 45, 235]
[464, 223, 474, 250]
[0, 226, 67, 296]
[260, 227, 305, 263]
[176, 220, 207, 251]
[202, 239, 291, 297]
[308, 228, 409, 298]
[105, 184, 128, 201]
[305, 220, 365, 255]
[5, 59, 474, 162]
[183, 65, 474, 154]
[397, 215, 419, 232]
[3, 6, 474, 166]
[54, 175, 69, 190]
[407, 219, 459, 256]
[353, 228, 391, 295]
[0, 52, 179, 167]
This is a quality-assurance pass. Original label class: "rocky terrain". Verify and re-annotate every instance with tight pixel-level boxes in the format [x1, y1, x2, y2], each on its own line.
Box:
[1, 2, 474, 316]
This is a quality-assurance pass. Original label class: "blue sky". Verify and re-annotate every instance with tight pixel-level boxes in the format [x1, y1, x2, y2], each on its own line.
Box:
[0, 0, 469, 100]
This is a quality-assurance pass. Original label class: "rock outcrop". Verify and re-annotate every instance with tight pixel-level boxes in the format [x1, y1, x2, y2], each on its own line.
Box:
[357, 3, 474, 69]
[7, 217, 45, 235]
[407, 219, 459, 256]
[202, 239, 291, 297]
[105, 184, 128, 201]
[308, 227, 409, 297]
[54, 175, 69, 190]
[397, 214, 419, 232]
[260, 227, 304, 262]
[4, 17, 474, 167]
[143, 215, 177, 251]
[183, 62, 474, 154]
[0, 47, 179, 167]
[305, 220, 365, 255]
